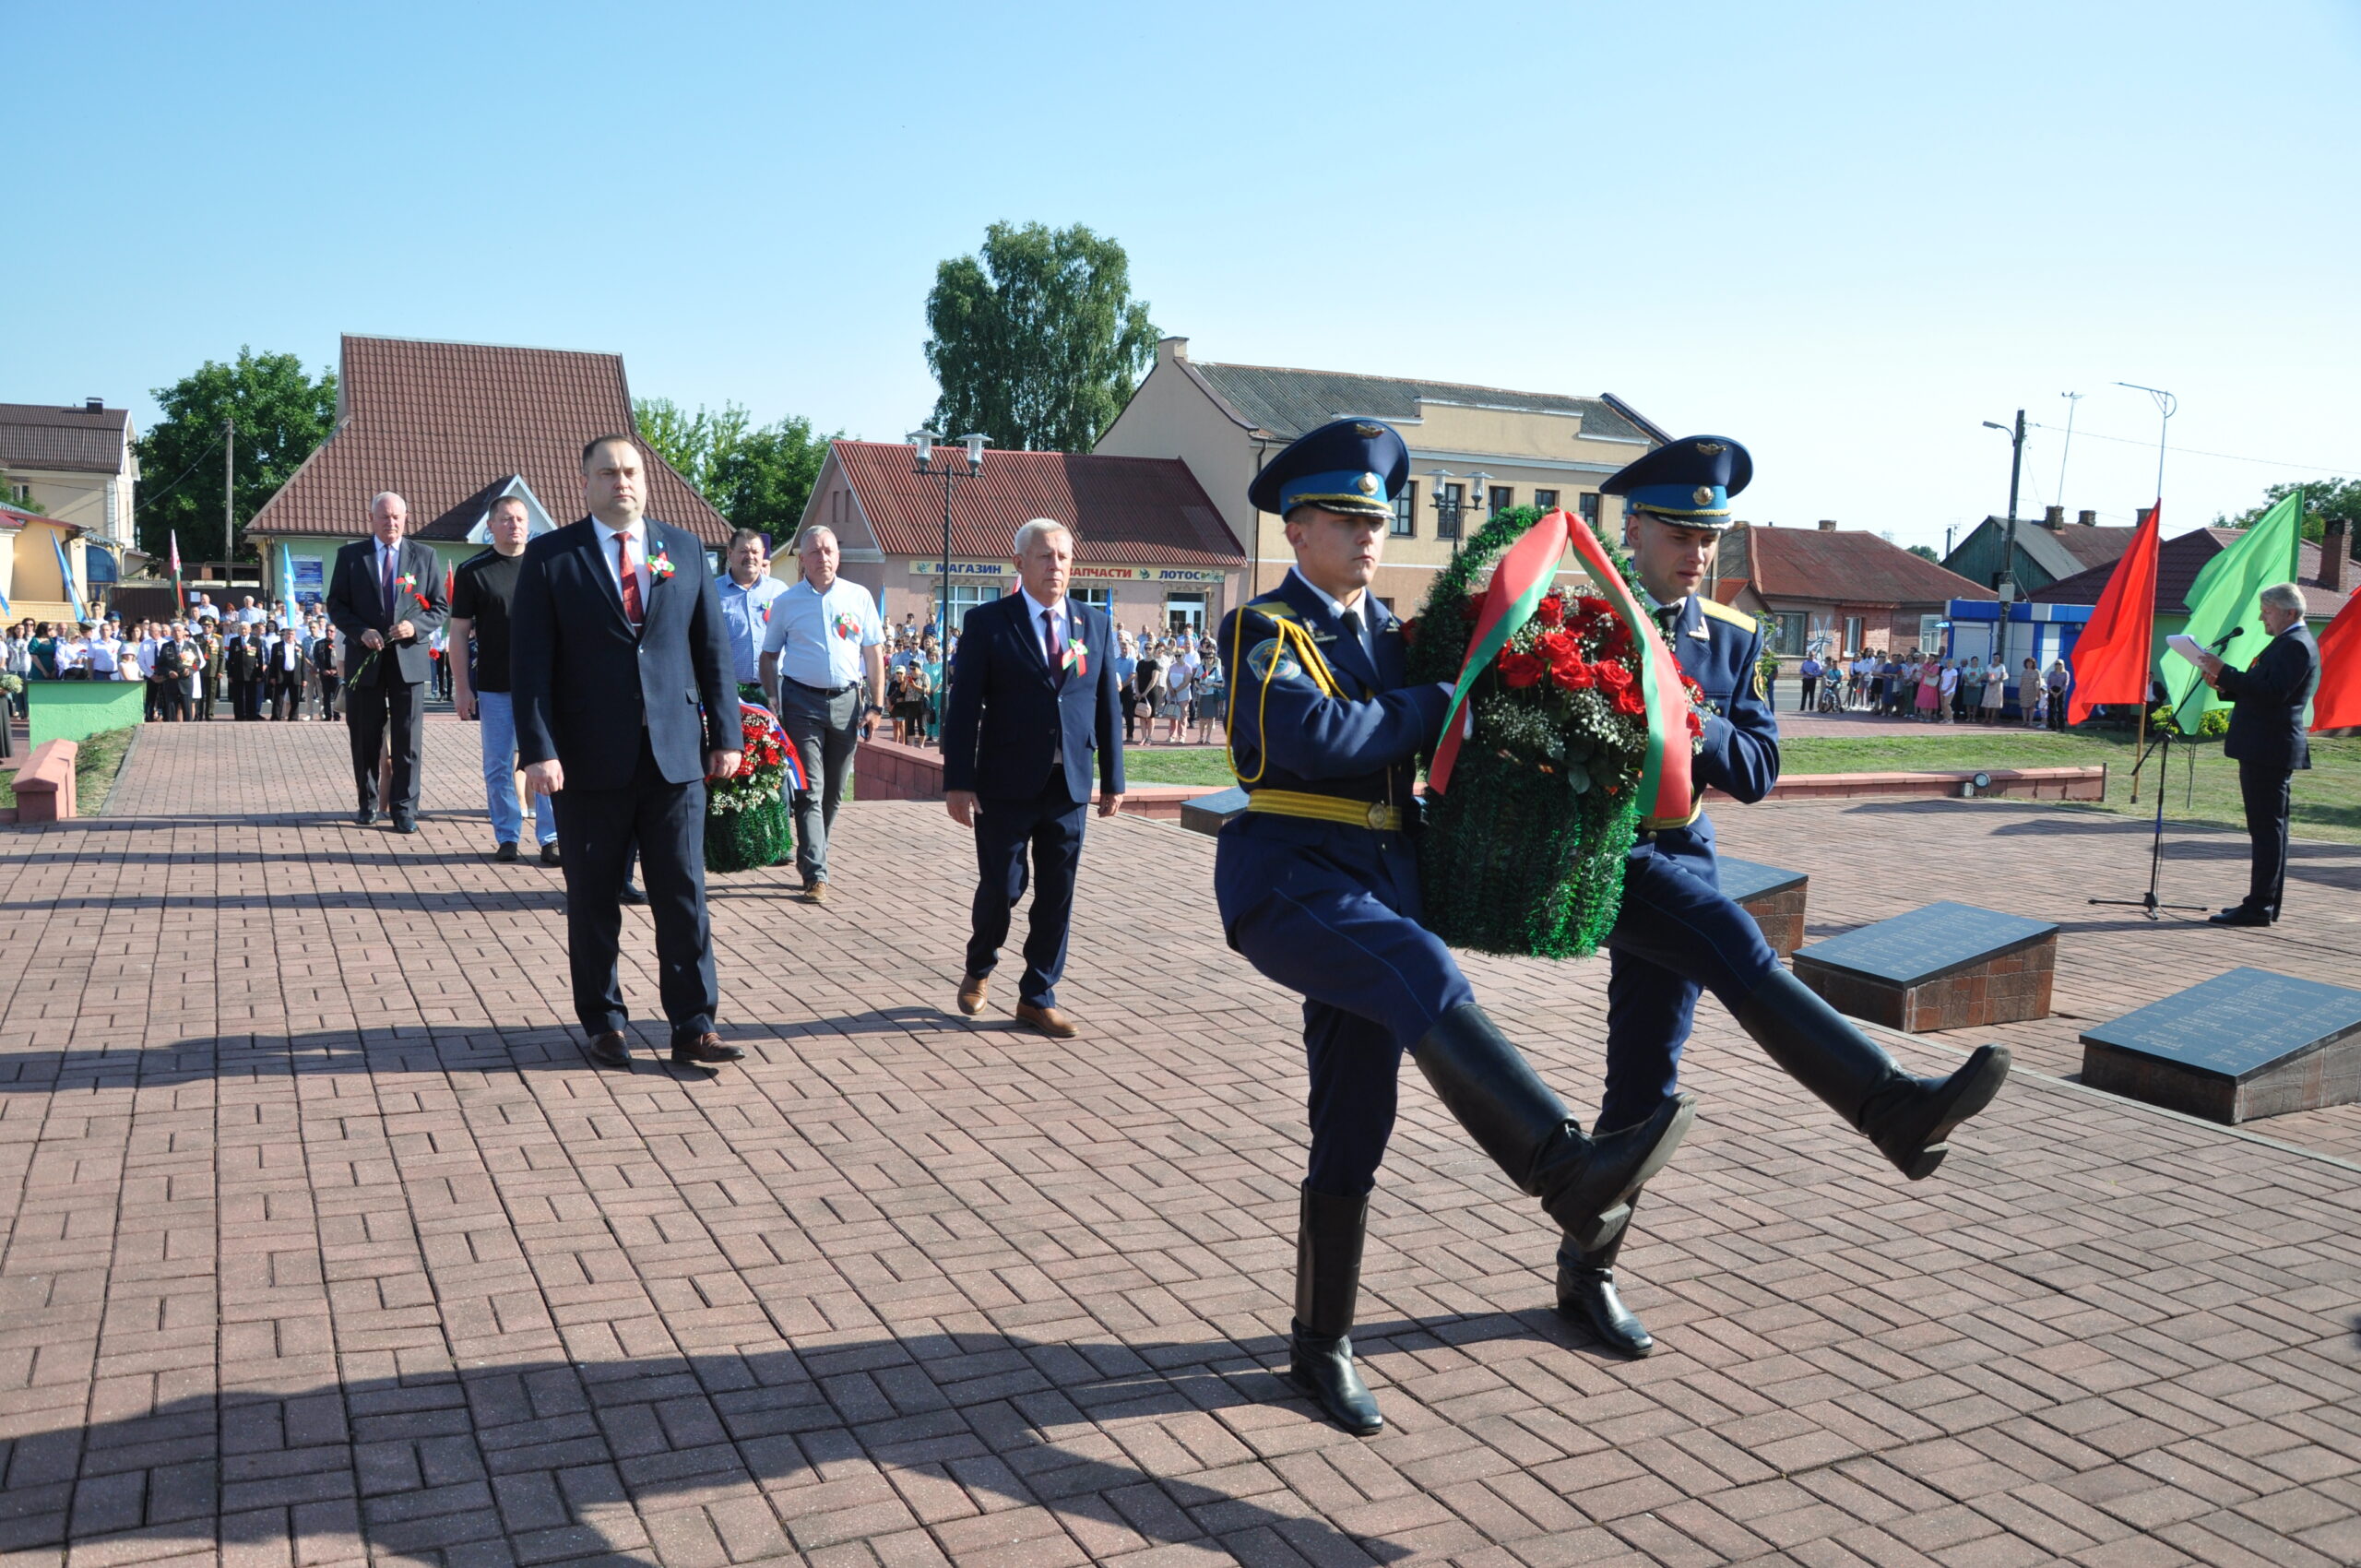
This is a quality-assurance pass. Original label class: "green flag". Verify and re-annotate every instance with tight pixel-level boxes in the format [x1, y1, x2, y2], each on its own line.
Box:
[2162, 491, 2303, 734]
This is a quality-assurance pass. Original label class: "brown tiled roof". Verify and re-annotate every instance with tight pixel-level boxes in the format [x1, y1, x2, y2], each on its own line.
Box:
[0, 402, 130, 473]
[833, 442, 1243, 565]
[2032, 528, 2355, 620]
[247, 336, 729, 543]
[2050, 524, 2142, 569]
[415, 477, 521, 540]
[1716, 522, 1993, 606]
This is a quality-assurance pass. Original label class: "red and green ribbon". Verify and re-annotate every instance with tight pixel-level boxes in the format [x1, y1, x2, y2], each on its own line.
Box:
[1430, 509, 1694, 824]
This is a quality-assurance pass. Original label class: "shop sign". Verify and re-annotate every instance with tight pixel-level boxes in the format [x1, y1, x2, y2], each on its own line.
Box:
[909, 560, 1014, 577]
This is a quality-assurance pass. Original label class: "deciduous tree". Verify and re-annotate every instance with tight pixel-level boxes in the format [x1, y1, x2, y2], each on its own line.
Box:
[924, 221, 1157, 453]
[136, 349, 337, 561]
[634, 398, 834, 548]
[2216, 478, 2361, 542]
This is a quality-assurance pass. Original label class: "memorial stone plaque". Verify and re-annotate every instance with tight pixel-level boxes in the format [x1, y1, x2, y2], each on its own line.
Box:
[1180, 786, 1249, 838]
[1718, 857, 1809, 958]
[1792, 901, 2058, 1031]
[2080, 967, 2361, 1123]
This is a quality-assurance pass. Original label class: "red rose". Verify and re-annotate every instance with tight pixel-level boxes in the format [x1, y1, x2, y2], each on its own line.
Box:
[1499, 649, 1548, 688]
[1681, 674, 1704, 700]
[1535, 594, 1564, 628]
[1551, 659, 1594, 692]
[1614, 684, 1647, 716]
[1399, 618, 1419, 647]
[1595, 661, 1633, 691]
[1579, 596, 1612, 619]
[1687, 709, 1704, 738]
[1533, 630, 1579, 666]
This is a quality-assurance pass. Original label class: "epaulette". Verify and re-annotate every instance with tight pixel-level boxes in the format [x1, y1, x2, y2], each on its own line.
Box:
[1698, 598, 1757, 630]
[1244, 597, 1301, 624]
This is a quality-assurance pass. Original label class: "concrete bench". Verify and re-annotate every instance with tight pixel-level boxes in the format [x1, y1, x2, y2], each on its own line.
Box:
[11, 739, 78, 823]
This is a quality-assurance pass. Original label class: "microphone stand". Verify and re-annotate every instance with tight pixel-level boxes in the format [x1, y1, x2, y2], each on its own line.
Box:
[2090, 628, 2236, 921]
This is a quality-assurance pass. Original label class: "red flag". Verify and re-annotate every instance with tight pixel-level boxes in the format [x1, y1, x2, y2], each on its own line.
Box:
[2311, 590, 2361, 732]
[169, 529, 184, 611]
[2067, 500, 2162, 726]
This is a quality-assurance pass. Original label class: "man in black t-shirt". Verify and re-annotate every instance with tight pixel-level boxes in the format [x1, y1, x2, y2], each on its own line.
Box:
[451, 496, 557, 862]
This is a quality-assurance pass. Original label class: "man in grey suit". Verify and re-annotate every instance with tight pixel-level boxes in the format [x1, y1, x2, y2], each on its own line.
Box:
[326, 492, 448, 831]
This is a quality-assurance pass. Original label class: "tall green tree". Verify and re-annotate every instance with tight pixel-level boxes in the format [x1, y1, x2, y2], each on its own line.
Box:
[634, 398, 835, 546]
[136, 349, 337, 562]
[2216, 477, 2361, 542]
[924, 221, 1157, 452]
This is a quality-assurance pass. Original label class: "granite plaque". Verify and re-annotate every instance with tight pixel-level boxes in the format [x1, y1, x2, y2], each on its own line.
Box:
[1179, 786, 1249, 838]
[1717, 858, 1807, 905]
[2080, 968, 2361, 1123]
[1793, 901, 2058, 987]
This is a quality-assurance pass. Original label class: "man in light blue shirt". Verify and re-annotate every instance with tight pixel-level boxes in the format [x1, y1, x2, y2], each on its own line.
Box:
[715, 528, 789, 698]
[759, 525, 885, 902]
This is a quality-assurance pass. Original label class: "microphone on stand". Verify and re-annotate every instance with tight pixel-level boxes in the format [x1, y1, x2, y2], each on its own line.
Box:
[2208, 626, 2244, 653]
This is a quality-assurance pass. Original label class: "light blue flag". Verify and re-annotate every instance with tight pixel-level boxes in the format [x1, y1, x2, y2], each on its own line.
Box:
[51, 533, 86, 622]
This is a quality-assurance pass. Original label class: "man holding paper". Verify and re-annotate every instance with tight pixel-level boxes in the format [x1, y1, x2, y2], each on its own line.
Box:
[2186, 583, 2319, 926]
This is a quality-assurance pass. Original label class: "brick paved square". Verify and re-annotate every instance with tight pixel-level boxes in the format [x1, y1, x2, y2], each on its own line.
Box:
[0, 718, 2353, 1565]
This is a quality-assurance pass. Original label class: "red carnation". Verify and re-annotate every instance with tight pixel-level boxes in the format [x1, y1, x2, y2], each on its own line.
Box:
[1535, 594, 1564, 628]
[1551, 659, 1595, 692]
[1595, 661, 1633, 691]
[1499, 649, 1548, 688]
[1614, 684, 1647, 716]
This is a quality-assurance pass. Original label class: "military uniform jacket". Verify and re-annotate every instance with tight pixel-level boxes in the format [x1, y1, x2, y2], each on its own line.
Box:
[1211, 571, 1452, 942]
[1640, 593, 1781, 873]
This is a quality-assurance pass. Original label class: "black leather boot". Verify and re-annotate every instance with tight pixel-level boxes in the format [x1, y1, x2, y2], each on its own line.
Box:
[1413, 1004, 1695, 1253]
[1287, 1185, 1382, 1436]
[1556, 1194, 1653, 1357]
[1732, 969, 2011, 1180]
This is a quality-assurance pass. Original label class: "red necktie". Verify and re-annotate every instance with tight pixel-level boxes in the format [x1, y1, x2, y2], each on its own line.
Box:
[616, 533, 644, 626]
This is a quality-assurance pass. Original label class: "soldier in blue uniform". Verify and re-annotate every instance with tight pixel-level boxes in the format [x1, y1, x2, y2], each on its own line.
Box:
[1216, 418, 1697, 1437]
[1555, 436, 2014, 1360]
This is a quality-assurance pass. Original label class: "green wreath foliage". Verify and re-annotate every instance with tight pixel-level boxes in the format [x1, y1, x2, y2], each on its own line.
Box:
[705, 795, 793, 873]
[1406, 506, 1644, 958]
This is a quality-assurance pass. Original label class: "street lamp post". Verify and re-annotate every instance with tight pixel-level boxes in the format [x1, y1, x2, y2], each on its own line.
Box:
[1429, 469, 1483, 555]
[1981, 410, 2027, 673]
[911, 429, 989, 647]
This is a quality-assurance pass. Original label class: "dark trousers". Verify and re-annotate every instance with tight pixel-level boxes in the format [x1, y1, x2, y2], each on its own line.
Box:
[1220, 832, 1477, 1197]
[143, 680, 160, 721]
[1799, 677, 1818, 712]
[964, 769, 1088, 1008]
[1597, 838, 1786, 1134]
[234, 678, 263, 719]
[2237, 760, 2294, 918]
[347, 675, 425, 817]
[551, 734, 718, 1039]
[269, 682, 297, 720]
[158, 685, 188, 723]
[780, 682, 860, 885]
[318, 671, 339, 721]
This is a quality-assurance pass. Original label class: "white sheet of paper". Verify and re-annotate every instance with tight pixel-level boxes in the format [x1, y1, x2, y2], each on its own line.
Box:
[2165, 633, 2207, 665]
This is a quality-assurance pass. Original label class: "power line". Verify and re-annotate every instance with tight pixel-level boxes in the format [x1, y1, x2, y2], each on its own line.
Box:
[2024, 422, 2355, 475]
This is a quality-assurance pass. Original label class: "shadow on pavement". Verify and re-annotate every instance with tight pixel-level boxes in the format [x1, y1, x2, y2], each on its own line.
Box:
[0, 1335, 1449, 1565]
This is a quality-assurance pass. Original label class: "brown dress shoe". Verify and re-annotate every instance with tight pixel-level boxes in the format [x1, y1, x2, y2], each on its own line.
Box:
[802, 880, 829, 905]
[956, 973, 990, 1016]
[671, 1033, 745, 1066]
[1014, 1002, 1078, 1039]
[588, 1030, 632, 1067]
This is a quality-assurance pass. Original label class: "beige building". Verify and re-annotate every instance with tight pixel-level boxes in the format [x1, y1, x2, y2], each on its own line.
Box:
[0, 399, 139, 609]
[1093, 338, 1667, 617]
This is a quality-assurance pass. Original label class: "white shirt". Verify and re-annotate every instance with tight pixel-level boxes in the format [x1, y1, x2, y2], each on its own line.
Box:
[590, 517, 652, 610]
[761, 575, 882, 690]
[89, 638, 120, 673]
[1019, 587, 1073, 668]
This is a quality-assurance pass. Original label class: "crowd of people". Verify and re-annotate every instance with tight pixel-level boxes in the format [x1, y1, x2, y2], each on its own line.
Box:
[3, 595, 350, 723]
[1791, 647, 2073, 729]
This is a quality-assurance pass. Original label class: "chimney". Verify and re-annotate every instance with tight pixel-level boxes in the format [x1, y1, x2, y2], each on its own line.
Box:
[84, 397, 103, 412]
[1158, 336, 1190, 364]
[2077, 509, 2097, 527]
[2043, 505, 2066, 529]
[2137, 505, 2156, 529]
[2324, 520, 2349, 596]
[1817, 518, 1838, 531]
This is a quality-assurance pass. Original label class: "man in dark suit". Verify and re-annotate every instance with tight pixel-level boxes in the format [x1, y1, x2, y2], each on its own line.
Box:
[224, 627, 264, 720]
[512, 434, 742, 1070]
[326, 492, 447, 830]
[2197, 582, 2321, 926]
[265, 629, 306, 720]
[940, 518, 1124, 1039]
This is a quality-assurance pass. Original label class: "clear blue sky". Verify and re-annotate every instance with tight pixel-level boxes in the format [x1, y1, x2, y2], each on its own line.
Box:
[9, 0, 2356, 552]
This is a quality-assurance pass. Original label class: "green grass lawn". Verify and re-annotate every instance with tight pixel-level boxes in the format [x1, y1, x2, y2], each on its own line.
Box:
[1124, 727, 2361, 843]
[0, 725, 137, 815]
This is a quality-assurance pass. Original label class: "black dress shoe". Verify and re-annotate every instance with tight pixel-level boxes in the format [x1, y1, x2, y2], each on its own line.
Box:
[392, 815, 418, 835]
[619, 881, 647, 905]
[1288, 1186, 1382, 1435]
[587, 1031, 632, 1068]
[540, 842, 562, 867]
[493, 841, 519, 862]
[354, 811, 376, 826]
[1558, 1265, 1655, 1358]
[2207, 907, 2272, 927]
[671, 1034, 745, 1066]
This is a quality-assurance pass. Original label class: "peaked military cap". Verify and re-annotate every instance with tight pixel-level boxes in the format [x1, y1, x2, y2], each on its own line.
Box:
[1248, 417, 1410, 520]
[1601, 435, 1753, 526]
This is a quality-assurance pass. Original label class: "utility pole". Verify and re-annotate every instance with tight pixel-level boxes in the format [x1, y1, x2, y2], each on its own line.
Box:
[223, 418, 236, 569]
[1981, 410, 2027, 671]
[2057, 391, 2082, 503]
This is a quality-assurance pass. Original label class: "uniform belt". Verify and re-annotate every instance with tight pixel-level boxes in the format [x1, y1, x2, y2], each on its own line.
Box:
[789, 677, 857, 698]
[1245, 789, 1403, 832]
